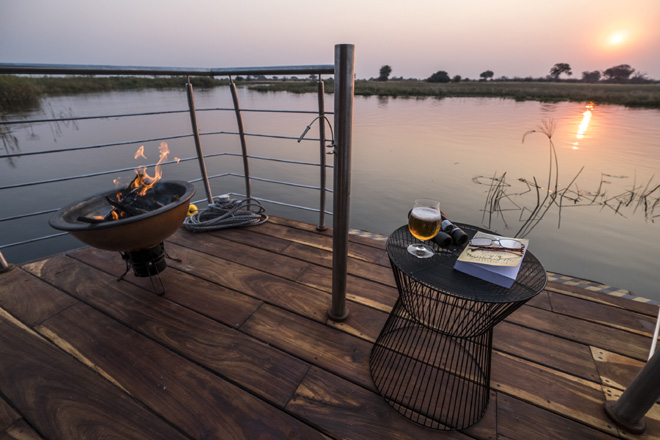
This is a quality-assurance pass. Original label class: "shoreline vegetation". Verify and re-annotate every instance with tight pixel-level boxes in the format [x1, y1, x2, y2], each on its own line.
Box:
[2, 74, 660, 111]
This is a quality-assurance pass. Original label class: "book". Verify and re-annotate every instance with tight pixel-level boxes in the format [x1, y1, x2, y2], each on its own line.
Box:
[453, 231, 529, 288]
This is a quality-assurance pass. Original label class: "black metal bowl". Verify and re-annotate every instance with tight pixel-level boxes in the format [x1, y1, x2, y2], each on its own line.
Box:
[49, 180, 195, 252]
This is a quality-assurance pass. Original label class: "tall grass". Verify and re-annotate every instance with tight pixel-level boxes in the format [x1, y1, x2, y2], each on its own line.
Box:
[0, 75, 228, 111]
[2, 75, 660, 111]
[351, 81, 660, 108]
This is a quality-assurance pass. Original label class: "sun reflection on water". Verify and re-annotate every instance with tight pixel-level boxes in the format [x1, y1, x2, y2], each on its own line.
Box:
[572, 102, 594, 149]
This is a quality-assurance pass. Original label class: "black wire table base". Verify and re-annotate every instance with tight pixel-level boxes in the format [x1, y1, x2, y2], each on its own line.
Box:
[370, 298, 491, 430]
[371, 224, 547, 430]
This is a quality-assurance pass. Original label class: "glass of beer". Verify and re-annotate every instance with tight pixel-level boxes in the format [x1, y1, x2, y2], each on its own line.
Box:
[407, 199, 441, 258]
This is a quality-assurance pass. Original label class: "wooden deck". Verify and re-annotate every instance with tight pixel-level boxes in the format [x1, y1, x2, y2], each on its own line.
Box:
[1, 216, 658, 439]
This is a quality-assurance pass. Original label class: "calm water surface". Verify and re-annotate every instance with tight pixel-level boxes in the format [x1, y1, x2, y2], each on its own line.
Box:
[2, 88, 659, 301]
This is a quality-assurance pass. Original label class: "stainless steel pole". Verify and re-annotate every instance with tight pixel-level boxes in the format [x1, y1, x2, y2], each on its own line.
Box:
[0, 251, 13, 273]
[186, 78, 214, 204]
[317, 77, 328, 231]
[328, 44, 355, 321]
[229, 77, 252, 199]
[604, 345, 660, 434]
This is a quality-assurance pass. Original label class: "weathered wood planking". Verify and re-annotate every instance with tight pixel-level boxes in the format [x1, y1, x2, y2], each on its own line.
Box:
[0, 305, 189, 440]
[0, 267, 77, 326]
[505, 302, 651, 361]
[286, 366, 475, 440]
[22, 255, 308, 407]
[69, 246, 264, 327]
[37, 302, 325, 440]
[496, 393, 619, 440]
[493, 321, 601, 382]
[546, 281, 658, 317]
[240, 303, 376, 391]
[491, 351, 618, 436]
[548, 291, 656, 336]
[2, 216, 657, 439]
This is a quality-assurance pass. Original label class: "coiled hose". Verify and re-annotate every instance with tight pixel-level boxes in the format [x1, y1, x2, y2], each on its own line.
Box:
[183, 195, 268, 232]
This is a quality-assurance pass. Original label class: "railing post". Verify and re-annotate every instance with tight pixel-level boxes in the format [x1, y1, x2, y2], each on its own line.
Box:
[0, 251, 14, 273]
[604, 344, 660, 434]
[186, 77, 214, 204]
[328, 44, 355, 322]
[317, 76, 328, 231]
[229, 77, 252, 198]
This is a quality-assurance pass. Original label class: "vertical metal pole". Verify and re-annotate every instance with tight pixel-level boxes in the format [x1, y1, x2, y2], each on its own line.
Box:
[0, 250, 14, 273]
[328, 44, 355, 322]
[186, 77, 214, 204]
[604, 346, 660, 434]
[229, 76, 252, 199]
[316, 76, 328, 231]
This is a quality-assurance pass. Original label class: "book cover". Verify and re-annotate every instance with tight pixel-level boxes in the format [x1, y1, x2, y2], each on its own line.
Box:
[453, 231, 529, 288]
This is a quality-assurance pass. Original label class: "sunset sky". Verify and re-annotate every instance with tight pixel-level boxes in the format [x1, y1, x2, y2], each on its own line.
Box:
[1, 0, 659, 80]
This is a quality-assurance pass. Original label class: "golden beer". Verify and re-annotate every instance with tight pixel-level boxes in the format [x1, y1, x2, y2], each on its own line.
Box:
[408, 207, 441, 240]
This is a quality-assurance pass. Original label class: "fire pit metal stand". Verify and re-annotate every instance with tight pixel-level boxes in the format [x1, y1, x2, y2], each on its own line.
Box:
[117, 242, 180, 295]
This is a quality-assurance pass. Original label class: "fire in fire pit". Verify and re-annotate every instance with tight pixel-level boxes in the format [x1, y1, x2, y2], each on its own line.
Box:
[49, 143, 195, 294]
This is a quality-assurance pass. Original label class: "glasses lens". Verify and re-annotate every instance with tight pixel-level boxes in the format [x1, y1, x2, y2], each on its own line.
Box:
[470, 238, 492, 247]
[499, 239, 523, 249]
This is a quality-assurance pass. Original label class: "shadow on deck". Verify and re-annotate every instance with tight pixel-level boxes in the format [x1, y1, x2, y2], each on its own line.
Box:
[0, 217, 658, 439]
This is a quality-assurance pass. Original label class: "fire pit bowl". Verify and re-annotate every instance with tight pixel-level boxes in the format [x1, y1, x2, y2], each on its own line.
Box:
[49, 180, 195, 252]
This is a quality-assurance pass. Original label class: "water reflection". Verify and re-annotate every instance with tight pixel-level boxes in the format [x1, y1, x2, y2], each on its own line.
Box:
[573, 102, 594, 149]
[476, 112, 659, 237]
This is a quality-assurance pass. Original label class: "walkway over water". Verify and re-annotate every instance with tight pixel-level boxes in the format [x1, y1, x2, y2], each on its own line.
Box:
[1, 217, 658, 439]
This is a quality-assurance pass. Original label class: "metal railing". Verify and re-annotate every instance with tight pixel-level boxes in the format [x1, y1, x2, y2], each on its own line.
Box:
[0, 44, 355, 319]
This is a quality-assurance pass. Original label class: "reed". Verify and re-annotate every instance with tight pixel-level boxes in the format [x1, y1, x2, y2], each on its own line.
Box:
[476, 120, 660, 237]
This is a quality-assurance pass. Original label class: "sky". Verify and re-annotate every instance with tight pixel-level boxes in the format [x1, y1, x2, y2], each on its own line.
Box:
[1, 0, 659, 80]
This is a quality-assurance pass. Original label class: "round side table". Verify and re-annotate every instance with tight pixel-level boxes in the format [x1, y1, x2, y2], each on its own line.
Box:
[370, 224, 546, 430]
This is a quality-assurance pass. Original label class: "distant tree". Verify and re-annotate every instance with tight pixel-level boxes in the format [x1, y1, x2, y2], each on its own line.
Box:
[603, 64, 635, 82]
[550, 63, 572, 79]
[308, 74, 318, 80]
[426, 70, 451, 83]
[479, 70, 494, 81]
[378, 65, 392, 81]
[452, 75, 462, 83]
[631, 71, 650, 83]
[581, 70, 601, 83]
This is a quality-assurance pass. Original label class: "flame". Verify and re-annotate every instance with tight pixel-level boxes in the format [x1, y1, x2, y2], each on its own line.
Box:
[134, 145, 147, 160]
[174, 157, 181, 164]
[129, 142, 170, 196]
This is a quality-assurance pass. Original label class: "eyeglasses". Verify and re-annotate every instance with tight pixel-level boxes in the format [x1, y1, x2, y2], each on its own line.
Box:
[469, 237, 525, 254]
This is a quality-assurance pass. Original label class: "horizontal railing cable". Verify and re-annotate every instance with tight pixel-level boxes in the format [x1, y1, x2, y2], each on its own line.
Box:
[0, 232, 68, 250]
[1, 131, 328, 160]
[0, 107, 334, 126]
[0, 61, 340, 262]
[0, 63, 335, 77]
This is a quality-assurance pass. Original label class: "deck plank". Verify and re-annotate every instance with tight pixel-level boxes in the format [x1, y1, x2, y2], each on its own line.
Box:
[493, 321, 601, 382]
[37, 302, 325, 440]
[0, 267, 77, 326]
[164, 242, 333, 322]
[491, 351, 618, 436]
[69, 246, 263, 328]
[286, 366, 474, 440]
[240, 303, 375, 391]
[548, 291, 656, 336]
[496, 393, 619, 439]
[505, 303, 651, 361]
[0, 308, 189, 440]
[2, 218, 656, 439]
[22, 255, 309, 407]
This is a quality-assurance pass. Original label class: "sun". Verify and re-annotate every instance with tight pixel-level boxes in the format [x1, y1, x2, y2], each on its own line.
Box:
[610, 34, 624, 44]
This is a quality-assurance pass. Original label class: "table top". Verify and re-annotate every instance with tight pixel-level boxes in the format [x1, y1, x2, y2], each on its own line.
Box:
[387, 224, 547, 303]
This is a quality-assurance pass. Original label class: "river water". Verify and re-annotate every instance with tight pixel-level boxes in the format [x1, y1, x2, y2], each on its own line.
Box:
[2, 87, 659, 301]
